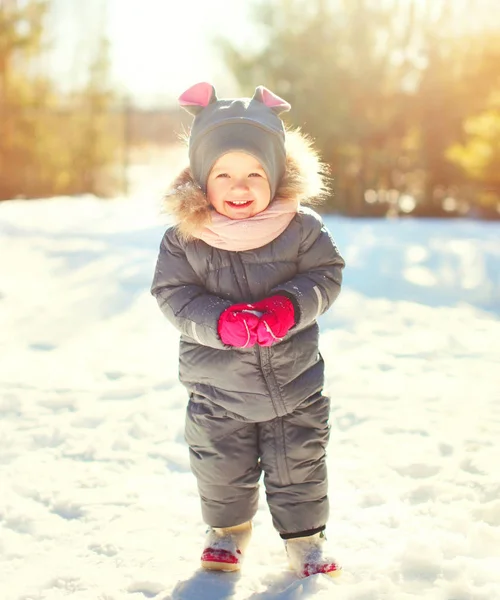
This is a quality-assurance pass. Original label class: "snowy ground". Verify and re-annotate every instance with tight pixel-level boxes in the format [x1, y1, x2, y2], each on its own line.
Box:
[1, 173, 499, 599]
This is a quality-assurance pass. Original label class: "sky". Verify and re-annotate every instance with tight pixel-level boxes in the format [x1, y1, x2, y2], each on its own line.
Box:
[45, 0, 259, 106]
[0, 157, 499, 599]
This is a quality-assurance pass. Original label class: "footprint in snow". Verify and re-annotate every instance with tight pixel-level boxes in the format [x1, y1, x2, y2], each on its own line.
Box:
[393, 463, 441, 479]
[127, 581, 166, 597]
[29, 342, 56, 351]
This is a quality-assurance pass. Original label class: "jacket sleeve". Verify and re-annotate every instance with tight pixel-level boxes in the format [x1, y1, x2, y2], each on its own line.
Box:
[150, 227, 232, 349]
[271, 210, 345, 332]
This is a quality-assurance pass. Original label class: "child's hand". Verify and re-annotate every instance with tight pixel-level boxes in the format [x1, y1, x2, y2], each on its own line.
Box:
[218, 304, 261, 348]
[252, 295, 295, 346]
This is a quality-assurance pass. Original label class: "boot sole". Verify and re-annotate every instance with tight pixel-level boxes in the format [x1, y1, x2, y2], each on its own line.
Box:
[201, 560, 240, 572]
[289, 563, 343, 578]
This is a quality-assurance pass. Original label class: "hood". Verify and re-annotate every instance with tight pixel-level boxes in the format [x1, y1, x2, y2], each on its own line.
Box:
[163, 128, 330, 241]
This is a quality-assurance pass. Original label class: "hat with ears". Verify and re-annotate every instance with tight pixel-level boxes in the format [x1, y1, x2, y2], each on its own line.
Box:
[178, 82, 291, 198]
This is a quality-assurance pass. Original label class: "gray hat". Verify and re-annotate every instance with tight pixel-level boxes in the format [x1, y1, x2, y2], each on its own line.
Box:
[179, 83, 291, 198]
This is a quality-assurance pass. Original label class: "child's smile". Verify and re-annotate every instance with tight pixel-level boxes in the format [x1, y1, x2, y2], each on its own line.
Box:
[227, 200, 252, 206]
[224, 198, 254, 214]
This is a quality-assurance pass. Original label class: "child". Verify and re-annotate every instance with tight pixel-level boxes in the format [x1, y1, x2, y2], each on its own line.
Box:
[151, 82, 345, 578]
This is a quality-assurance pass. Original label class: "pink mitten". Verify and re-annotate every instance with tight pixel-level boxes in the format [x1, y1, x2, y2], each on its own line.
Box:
[252, 295, 295, 346]
[218, 304, 260, 348]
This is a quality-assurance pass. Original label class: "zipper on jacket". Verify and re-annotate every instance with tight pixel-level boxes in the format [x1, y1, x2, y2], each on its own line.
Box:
[259, 345, 287, 417]
[230, 251, 287, 417]
[228, 251, 248, 302]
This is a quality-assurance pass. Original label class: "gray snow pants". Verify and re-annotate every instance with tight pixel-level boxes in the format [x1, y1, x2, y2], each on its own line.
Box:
[184, 391, 331, 537]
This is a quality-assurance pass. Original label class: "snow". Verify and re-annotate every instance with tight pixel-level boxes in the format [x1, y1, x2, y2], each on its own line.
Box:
[1, 186, 499, 599]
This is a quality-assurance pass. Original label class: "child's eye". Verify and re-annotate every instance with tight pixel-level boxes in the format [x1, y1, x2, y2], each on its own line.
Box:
[216, 173, 229, 178]
[249, 172, 262, 178]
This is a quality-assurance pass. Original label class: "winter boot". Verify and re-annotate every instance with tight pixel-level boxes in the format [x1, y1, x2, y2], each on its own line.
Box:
[201, 521, 253, 572]
[285, 531, 341, 578]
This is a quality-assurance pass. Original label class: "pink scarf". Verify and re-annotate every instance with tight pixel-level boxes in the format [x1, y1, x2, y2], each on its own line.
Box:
[193, 197, 299, 251]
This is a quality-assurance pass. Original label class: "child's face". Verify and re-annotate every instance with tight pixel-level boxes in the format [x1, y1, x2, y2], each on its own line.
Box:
[206, 152, 271, 220]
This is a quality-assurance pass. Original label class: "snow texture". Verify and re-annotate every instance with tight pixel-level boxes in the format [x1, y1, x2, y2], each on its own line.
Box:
[1, 183, 499, 599]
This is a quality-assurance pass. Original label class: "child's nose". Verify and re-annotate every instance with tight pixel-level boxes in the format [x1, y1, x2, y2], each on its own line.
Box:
[231, 179, 249, 191]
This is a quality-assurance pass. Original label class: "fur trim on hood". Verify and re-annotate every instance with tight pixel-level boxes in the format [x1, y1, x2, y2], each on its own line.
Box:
[163, 128, 330, 241]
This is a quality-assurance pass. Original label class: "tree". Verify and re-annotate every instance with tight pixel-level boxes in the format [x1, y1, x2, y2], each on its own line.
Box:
[413, 7, 500, 214]
[447, 91, 500, 211]
[0, 0, 48, 199]
[68, 35, 120, 196]
[0, 0, 120, 200]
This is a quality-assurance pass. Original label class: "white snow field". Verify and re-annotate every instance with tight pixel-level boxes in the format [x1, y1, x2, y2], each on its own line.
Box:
[1, 184, 499, 599]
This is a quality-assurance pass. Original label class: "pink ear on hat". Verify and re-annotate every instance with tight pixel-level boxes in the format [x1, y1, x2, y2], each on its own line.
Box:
[253, 86, 291, 114]
[178, 82, 218, 115]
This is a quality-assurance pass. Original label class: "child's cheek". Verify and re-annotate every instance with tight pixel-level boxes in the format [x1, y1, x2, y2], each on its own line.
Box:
[207, 180, 220, 204]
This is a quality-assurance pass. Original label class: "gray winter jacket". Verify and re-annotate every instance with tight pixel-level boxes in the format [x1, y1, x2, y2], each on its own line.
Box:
[151, 130, 345, 422]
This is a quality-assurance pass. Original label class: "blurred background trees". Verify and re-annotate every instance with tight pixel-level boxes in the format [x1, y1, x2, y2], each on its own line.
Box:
[219, 0, 500, 218]
[1, 0, 500, 219]
[0, 0, 119, 200]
